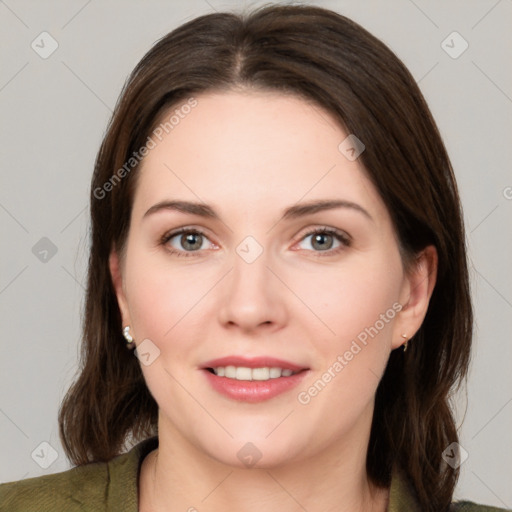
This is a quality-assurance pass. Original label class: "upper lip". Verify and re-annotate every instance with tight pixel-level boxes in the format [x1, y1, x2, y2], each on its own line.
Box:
[201, 356, 308, 372]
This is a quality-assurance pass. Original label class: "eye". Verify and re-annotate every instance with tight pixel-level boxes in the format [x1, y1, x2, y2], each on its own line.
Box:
[295, 227, 351, 255]
[161, 228, 215, 257]
[161, 226, 351, 258]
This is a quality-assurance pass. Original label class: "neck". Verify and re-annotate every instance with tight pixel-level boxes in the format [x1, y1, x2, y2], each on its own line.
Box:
[139, 410, 389, 512]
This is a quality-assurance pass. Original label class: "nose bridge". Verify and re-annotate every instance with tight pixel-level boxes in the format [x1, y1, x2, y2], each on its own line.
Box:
[235, 234, 266, 267]
[217, 233, 284, 329]
[231, 233, 272, 299]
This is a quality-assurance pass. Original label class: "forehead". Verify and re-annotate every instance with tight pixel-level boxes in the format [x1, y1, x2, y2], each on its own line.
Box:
[132, 91, 387, 224]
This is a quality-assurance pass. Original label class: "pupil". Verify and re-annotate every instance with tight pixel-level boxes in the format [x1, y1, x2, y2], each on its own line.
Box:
[313, 233, 332, 251]
[183, 233, 201, 250]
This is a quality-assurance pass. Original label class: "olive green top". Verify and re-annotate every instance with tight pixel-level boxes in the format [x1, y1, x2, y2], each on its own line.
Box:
[0, 436, 508, 511]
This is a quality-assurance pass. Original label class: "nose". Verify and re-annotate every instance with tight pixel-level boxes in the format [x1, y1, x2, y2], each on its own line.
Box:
[217, 245, 288, 334]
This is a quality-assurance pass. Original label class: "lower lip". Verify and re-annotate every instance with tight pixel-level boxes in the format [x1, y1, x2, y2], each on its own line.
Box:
[202, 369, 309, 403]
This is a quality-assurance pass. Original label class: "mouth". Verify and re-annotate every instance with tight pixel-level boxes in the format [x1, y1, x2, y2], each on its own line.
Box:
[200, 356, 310, 402]
[205, 366, 302, 380]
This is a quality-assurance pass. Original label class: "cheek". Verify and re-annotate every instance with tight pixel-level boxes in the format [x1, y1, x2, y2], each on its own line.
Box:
[295, 253, 403, 345]
[124, 242, 211, 341]
[123, 251, 210, 402]
[291, 250, 403, 404]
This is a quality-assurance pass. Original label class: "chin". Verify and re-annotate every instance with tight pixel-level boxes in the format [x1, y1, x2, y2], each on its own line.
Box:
[199, 433, 306, 470]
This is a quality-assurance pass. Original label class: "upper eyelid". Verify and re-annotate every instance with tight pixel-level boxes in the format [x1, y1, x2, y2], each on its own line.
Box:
[162, 226, 350, 249]
[297, 226, 350, 240]
[162, 227, 213, 245]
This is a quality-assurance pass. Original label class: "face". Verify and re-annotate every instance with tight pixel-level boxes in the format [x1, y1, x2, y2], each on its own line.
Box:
[110, 90, 434, 469]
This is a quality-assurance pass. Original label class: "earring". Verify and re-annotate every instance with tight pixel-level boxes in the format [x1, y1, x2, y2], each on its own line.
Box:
[123, 326, 134, 347]
[401, 334, 408, 352]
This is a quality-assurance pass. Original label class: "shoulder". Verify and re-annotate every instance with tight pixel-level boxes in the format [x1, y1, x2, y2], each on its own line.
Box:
[0, 436, 158, 512]
[389, 466, 510, 512]
[451, 501, 511, 511]
[0, 460, 110, 511]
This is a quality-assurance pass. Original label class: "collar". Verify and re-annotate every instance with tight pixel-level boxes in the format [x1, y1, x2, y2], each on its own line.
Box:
[106, 436, 420, 511]
[388, 466, 422, 511]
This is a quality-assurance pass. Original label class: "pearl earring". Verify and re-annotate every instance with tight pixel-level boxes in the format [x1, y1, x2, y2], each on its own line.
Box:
[123, 326, 134, 347]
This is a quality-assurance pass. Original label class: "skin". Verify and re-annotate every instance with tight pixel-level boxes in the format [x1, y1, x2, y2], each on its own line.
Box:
[109, 90, 437, 512]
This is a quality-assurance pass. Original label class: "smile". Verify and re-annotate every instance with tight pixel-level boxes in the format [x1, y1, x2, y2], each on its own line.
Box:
[207, 366, 300, 380]
[201, 356, 309, 402]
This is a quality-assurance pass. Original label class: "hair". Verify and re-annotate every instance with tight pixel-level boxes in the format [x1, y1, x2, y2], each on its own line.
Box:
[58, 4, 472, 511]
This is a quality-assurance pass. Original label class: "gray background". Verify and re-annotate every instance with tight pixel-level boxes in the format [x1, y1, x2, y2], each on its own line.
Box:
[1, 0, 511, 507]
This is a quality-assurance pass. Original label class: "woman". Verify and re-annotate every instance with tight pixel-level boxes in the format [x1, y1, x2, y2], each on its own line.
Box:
[0, 4, 507, 512]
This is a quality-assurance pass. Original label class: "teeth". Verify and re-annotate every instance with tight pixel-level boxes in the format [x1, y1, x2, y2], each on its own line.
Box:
[269, 367, 282, 378]
[236, 367, 252, 380]
[225, 365, 237, 378]
[211, 366, 298, 381]
[252, 367, 270, 380]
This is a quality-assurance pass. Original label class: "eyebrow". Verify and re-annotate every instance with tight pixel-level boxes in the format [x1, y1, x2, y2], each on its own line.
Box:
[143, 199, 373, 222]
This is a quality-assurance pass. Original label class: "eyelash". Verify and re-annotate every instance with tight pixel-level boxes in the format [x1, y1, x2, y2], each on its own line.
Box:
[160, 226, 351, 258]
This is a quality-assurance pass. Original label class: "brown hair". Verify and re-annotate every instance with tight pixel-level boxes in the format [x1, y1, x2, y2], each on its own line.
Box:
[58, 5, 472, 511]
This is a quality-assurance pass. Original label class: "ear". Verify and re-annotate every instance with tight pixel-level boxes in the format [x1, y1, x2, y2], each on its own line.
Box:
[109, 248, 131, 328]
[392, 245, 438, 350]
